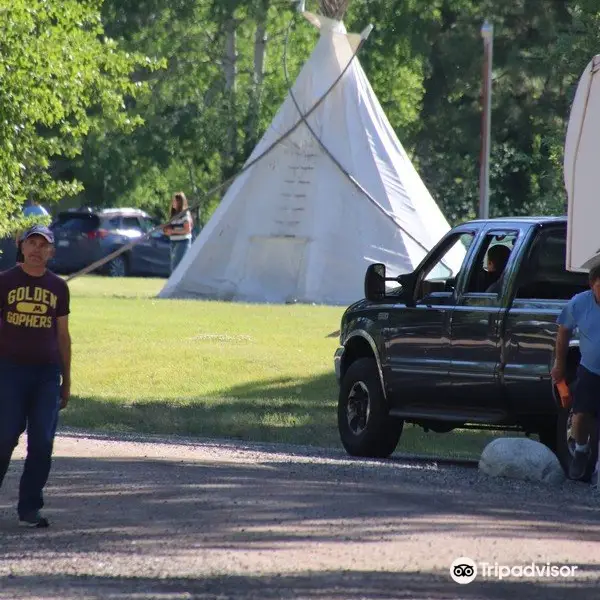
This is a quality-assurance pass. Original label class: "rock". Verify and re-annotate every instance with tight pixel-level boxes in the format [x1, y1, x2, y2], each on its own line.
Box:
[479, 437, 565, 485]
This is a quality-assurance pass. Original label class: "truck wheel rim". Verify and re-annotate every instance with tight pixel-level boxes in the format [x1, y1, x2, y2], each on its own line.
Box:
[347, 381, 370, 435]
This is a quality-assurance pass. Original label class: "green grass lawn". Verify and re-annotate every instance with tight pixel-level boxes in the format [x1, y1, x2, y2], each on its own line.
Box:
[63, 275, 522, 459]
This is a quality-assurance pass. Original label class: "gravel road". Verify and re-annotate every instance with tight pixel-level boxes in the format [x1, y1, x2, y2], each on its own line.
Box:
[1, 430, 599, 599]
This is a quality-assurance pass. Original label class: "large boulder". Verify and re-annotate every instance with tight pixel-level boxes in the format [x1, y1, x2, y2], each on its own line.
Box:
[479, 437, 565, 485]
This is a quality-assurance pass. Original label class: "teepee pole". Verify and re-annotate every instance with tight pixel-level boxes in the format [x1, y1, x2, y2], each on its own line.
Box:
[479, 20, 494, 220]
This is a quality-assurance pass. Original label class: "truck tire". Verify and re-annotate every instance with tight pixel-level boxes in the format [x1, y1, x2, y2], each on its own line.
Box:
[337, 357, 403, 458]
[550, 408, 598, 482]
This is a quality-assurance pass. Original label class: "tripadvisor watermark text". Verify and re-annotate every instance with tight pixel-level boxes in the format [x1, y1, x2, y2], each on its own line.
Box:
[450, 556, 578, 584]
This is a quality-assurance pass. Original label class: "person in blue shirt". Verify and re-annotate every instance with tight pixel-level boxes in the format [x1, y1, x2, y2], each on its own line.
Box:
[552, 264, 600, 480]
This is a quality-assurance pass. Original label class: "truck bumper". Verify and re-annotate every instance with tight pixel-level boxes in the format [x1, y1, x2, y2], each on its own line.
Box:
[334, 346, 345, 384]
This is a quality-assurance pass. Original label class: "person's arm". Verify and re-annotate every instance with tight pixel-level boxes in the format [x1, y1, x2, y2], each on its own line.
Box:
[552, 299, 576, 382]
[170, 213, 192, 234]
[179, 219, 192, 235]
[551, 325, 572, 382]
[57, 315, 71, 409]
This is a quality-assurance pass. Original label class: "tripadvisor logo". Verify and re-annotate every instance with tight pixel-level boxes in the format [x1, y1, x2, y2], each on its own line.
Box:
[450, 557, 477, 584]
[450, 557, 578, 584]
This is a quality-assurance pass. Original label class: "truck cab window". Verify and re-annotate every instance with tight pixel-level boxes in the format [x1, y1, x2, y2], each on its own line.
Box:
[416, 232, 474, 300]
[466, 231, 519, 294]
[515, 228, 588, 300]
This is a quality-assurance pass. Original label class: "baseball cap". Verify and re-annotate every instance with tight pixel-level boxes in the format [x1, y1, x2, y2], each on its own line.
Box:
[21, 225, 54, 244]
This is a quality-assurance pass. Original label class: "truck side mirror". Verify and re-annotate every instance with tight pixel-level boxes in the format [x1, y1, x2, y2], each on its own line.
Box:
[364, 263, 386, 301]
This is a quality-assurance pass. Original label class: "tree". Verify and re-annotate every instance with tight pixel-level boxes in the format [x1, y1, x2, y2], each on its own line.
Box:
[0, 0, 152, 235]
[413, 0, 600, 224]
[74, 0, 318, 223]
[63, 0, 600, 229]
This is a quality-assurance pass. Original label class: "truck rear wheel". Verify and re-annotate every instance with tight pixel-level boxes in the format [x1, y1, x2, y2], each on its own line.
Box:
[337, 357, 403, 458]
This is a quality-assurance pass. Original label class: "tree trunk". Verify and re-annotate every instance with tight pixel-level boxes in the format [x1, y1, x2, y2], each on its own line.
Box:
[244, 0, 269, 155]
[186, 161, 202, 230]
[223, 18, 238, 178]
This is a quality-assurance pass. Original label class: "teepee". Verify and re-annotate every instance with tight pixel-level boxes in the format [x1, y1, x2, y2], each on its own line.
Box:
[159, 10, 462, 305]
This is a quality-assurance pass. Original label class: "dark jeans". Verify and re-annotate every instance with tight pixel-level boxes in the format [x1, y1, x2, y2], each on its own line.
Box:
[170, 238, 191, 273]
[0, 359, 61, 516]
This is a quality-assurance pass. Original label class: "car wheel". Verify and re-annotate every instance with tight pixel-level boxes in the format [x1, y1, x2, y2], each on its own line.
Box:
[550, 408, 598, 481]
[107, 255, 128, 277]
[337, 357, 403, 458]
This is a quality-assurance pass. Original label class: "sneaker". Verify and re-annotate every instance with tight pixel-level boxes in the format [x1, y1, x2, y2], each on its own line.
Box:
[569, 450, 590, 481]
[18, 511, 49, 528]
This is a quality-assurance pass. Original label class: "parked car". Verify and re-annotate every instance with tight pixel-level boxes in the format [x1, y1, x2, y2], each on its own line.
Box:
[334, 216, 597, 479]
[49, 207, 171, 277]
[0, 235, 18, 271]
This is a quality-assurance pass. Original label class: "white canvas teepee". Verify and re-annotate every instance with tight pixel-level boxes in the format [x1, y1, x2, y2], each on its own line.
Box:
[159, 12, 461, 305]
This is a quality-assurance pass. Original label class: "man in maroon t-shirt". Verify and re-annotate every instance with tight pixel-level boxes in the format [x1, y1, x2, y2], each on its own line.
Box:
[0, 225, 71, 528]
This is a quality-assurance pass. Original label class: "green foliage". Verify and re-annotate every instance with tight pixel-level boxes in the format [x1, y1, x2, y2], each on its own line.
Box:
[74, 0, 318, 221]
[414, 0, 600, 224]
[346, 1, 430, 134]
[0, 0, 152, 235]
[5, 0, 600, 232]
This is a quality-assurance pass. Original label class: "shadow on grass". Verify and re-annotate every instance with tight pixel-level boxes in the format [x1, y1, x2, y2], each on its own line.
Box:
[64, 371, 338, 447]
[64, 373, 529, 459]
[1, 455, 599, 599]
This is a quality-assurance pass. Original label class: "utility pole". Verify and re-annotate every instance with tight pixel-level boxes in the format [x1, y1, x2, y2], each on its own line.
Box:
[479, 20, 494, 220]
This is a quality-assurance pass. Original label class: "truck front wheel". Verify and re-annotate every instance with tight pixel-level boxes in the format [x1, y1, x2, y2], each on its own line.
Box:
[337, 357, 403, 458]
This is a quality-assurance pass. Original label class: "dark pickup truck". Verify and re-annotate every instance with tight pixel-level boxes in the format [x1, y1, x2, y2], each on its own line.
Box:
[334, 216, 598, 475]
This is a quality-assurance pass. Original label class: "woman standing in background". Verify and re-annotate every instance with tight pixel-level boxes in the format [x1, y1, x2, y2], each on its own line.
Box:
[164, 192, 193, 274]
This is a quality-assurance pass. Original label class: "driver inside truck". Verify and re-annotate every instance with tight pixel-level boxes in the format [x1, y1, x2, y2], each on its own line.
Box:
[484, 244, 511, 294]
